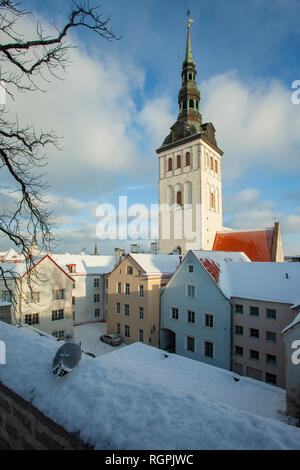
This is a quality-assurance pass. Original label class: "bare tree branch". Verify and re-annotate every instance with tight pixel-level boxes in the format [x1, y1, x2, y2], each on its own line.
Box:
[0, 0, 119, 300]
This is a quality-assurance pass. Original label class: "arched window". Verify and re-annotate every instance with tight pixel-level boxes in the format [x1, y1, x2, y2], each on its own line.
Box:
[210, 157, 213, 170]
[176, 191, 182, 206]
[167, 186, 174, 206]
[168, 158, 172, 172]
[185, 152, 191, 167]
[189, 99, 194, 108]
[210, 192, 215, 210]
[184, 181, 192, 205]
[177, 155, 181, 169]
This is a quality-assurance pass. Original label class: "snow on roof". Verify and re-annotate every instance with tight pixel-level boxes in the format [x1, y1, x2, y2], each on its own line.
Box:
[3, 248, 24, 261]
[129, 253, 181, 275]
[222, 262, 300, 304]
[0, 301, 11, 307]
[282, 312, 300, 335]
[213, 228, 274, 262]
[52, 254, 115, 275]
[0, 262, 27, 278]
[0, 321, 299, 450]
[193, 250, 250, 263]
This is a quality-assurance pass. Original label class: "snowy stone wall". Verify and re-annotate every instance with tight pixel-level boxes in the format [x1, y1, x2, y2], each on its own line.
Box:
[0, 380, 91, 450]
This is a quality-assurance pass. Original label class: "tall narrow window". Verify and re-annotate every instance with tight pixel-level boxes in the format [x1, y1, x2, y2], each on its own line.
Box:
[177, 191, 182, 206]
[168, 158, 172, 172]
[185, 152, 191, 167]
[176, 155, 181, 169]
[189, 99, 194, 108]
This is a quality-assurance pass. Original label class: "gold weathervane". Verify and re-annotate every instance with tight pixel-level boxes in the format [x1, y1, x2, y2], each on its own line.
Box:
[187, 9, 194, 29]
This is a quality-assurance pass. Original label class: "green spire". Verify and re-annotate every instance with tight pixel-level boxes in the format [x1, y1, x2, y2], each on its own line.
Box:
[185, 25, 195, 65]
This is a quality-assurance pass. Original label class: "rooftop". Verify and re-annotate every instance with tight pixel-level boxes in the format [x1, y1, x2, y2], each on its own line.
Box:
[199, 259, 300, 304]
[52, 254, 115, 275]
[129, 253, 181, 276]
[213, 228, 275, 262]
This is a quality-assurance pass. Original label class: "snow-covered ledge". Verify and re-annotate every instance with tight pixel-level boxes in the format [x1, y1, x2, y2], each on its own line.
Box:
[0, 321, 300, 450]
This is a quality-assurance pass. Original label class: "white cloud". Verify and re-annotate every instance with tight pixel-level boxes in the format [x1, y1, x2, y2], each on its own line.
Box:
[223, 188, 300, 255]
[201, 72, 300, 179]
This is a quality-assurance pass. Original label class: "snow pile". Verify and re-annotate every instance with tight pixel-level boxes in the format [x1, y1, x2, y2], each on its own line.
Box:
[0, 321, 299, 450]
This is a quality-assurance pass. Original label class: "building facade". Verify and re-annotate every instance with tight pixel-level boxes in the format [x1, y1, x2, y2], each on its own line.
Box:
[231, 298, 296, 388]
[160, 251, 247, 370]
[157, 23, 223, 255]
[0, 255, 74, 340]
[106, 254, 180, 347]
[52, 255, 115, 324]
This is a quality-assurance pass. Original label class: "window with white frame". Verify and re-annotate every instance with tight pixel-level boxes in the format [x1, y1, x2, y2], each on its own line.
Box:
[186, 335, 195, 352]
[139, 329, 144, 342]
[186, 284, 195, 298]
[124, 304, 130, 317]
[116, 302, 120, 314]
[116, 323, 120, 335]
[53, 289, 64, 300]
[1, 290, 11, 302]
[204, 314, 214, 328]
[52, 330, 65, 340]
[52, 309, 64, 321]
[204, 341, 214, 358]
[139, 307, 144, 320]
[117, 282, 121, 294]
[187, 310, 195, 324]
[25, 291, 40, 304]
[95, 308, 100, 317]
[171, 307, 179, 320]
[94, 278, 100, 288]
[25, 313, 39, 326]
[125, 283, 130, 296]
[94, 294, 100, 303]
[139, 285, 144, 298]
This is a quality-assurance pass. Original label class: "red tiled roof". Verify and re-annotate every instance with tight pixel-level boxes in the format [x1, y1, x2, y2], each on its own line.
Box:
[199, 258, 221, 284]
[212, 229, 274, 262]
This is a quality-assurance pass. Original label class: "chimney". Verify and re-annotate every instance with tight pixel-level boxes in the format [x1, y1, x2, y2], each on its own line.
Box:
[114, 248, 123, 266]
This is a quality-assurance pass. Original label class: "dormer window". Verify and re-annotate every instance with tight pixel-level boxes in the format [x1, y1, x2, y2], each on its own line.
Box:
[67, 264, 76, 274]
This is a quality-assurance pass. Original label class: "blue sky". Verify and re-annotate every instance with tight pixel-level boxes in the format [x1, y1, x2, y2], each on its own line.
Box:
[2, 0, 300, 255]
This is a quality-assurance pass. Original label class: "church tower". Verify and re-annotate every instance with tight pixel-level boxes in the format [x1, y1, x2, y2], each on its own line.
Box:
[157, 19, 223, 254]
